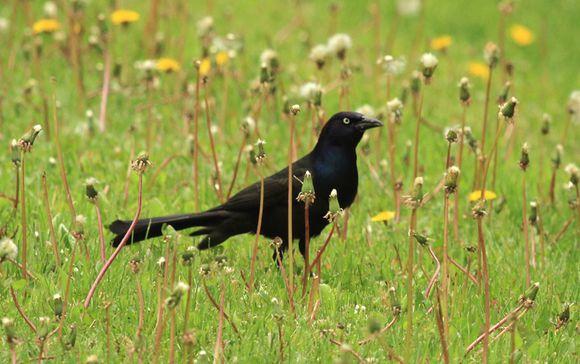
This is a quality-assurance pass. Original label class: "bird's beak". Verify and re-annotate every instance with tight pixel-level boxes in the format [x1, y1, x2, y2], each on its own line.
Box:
[356, 117, 383, 131]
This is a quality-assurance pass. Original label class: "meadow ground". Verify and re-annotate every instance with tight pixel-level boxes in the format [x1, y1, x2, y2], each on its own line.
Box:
[0, 0, 578, 362]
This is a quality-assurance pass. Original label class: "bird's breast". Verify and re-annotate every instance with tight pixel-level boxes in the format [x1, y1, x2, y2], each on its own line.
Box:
[312, 151, 358, 209]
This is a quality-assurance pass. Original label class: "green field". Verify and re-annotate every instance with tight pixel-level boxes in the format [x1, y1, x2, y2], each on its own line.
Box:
[0, 0, 578, 362]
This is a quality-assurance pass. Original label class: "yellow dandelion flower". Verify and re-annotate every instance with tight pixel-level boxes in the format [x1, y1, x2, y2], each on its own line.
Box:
[111, 9, 140, 26]
[430, 35, 452, 51]
[199, 58, 211, 76]
[468, 62, 489, 80]
[371, 211, 396, 222]
[33, 19, 60, 34]
[468, 190, 498, 202]
[215, 51, 229, 67]
[156, 58, 181, 73]
[510, 24, 534, 46]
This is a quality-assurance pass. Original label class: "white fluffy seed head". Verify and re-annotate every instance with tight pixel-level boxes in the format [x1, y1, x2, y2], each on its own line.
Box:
[420, 53, 438, 69]
[0, 237, 18, 262]
[327, 33, 352, 54]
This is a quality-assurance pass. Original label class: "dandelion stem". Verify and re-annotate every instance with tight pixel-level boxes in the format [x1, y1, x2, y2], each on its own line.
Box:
[248, 171, 265, 293]
[52, 86, 77, 225]
[479, 66, 494, 186]
[212, 282, 226, 364]
[94, 199, 107, 264]
[10, 286, 36, 332]
[405, 208, 418, 362]
[287, 112, 296, 301]
[522, 173, 531, 287]
[203, 86, 224, 202]
[41, 172, 61, 266]
[301, 202, 311, 297]
[192, 67, 202, 210]
[19, 153, 28, 280]
[308, 223, 336, 272]
[226, 135, 248, 199]
[413, 90, 425, 179]
[476, 217, 491, 364]
[84, 174, 144, 308]
[202, 280, 241, 335]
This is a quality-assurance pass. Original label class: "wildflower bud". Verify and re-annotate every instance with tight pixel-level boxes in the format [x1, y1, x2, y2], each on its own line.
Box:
[62, 324, 77, 350]
[52, 293, 63, 319]
[131, 152, 152, 173]
[410, 71, 421, 95]
[400, 81, 409, 104]
[411, 177, 424, 203]
[388, 287, 401, 315]
[37, 317, 51, 341]
[324, 189, 344, 222]
[86, 354, 99, 364]
[557, 304, 570, 329]
[260, 49, 279, 75]
[494, 197, 507, 214]
[297, 170, 316, 205]
[549, 145, 562, 170]
[327, 33, 352, 60]
[85, 177, 98, 201]
[255, 139, 266, 165]
[10, 139, 21, 167]
[165, 281, 190, 309]
[18, 124, 42, 152]
[567, 90, 580, 123]
[0, 238, 18, 263]
[2, 317, 17, 345]
[290, 104, 301, 115]
[240, 116, 255, 137]
[420, 53, 438, 83]
[412, 232, 430, 247]
[157, 256, 166, 271]
[459, 77, 471, 105]
[523, 282, 540, 302]
[471, 200, 487, 219]
[540, 113, 551, 135]
[497, 81, 511, 105]
[499, 96, 518, 123]
[183, 330, 196, 348]
[566, 182, 577, 209]
[270, 237, 283, 252]
[483, 42, 500, 68]
[309, 44, 329, 70]
[368, 317, 381, 334]
[529, 201, 538, 225]
[259, 62, 269, 84]
[444, 166, 460, 194]
[519, 142, 530, 171]
[129, 256, 141, 274]
[386, 98, 404, 124]
[445, 128, 458, 144]
[182, 246, 196, 266]
[565, 164, 578, 186]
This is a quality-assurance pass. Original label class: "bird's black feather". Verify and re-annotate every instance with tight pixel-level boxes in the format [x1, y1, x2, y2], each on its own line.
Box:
[109, 111, 382, 258]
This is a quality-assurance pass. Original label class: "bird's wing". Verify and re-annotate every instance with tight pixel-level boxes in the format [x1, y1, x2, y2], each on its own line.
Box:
[219, 155, 311, 212]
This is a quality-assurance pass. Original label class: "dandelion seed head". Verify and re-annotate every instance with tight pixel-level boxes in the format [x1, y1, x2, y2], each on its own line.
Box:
[356, 104, 376, 118]
[196, 16, 214, 36]
[420, 53, 438, 69]
[327, 33, 352, 59]
[0, 238, 18, 262]
[397, 0, 421, 16]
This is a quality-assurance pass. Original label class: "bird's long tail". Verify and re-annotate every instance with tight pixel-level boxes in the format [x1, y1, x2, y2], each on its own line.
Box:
[109, 211, 226, 247]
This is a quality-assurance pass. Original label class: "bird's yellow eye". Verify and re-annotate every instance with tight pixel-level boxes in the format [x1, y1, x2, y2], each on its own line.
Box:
[343, 117, 350, 125]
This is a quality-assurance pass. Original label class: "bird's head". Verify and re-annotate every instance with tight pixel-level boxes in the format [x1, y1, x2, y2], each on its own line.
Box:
[317, 111, 383, 147]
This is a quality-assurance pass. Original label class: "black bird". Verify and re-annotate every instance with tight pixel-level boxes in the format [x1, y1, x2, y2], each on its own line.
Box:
[110, 111, 382, 258]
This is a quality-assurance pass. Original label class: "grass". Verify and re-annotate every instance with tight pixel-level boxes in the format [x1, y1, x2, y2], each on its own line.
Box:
[0, 0, 578, 362]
